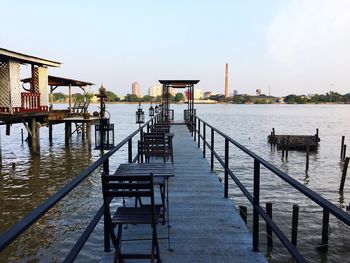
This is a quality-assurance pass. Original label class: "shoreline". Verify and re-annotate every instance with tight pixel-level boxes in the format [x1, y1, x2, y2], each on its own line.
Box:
[52, 101, 350, 105]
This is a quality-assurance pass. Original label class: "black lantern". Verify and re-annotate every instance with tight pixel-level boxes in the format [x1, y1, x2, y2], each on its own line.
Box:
[94, 85, 115, 150]
[149, 102, 154, 117]
[154, 104, 159, 113]
[136, 102, 145, 124]
[95, 118, 115, 150]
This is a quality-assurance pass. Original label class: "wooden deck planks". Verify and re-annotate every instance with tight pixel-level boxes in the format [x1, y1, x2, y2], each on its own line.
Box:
[102, 125, 267, 263]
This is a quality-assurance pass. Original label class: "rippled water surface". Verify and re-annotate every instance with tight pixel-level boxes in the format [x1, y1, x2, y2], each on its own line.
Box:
[1, 104, 350, 262]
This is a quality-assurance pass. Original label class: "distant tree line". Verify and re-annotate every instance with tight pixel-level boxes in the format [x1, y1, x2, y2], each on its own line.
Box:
[204, 91, 350, 104]
[284, 92, 350, 104]
[52, 91, 185, 103]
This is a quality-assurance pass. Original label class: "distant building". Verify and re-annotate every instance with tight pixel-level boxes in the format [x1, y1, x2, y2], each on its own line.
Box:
[233, 90, 238, 96]
[204, 91, 216, 99]
[132, 82, 141, 97]
[148, 85, 162, 97]
[256, 89, 261, 96]
[184, 88, 203, 100]
[194, 88, 203, 99]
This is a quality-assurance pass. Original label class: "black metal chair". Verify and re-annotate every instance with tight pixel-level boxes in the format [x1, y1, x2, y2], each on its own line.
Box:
[142, 133, 173, 163]
[102, 173, 161, 263]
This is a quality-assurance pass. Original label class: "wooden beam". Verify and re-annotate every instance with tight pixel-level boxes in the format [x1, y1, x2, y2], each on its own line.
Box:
[22, 121, 32, 137]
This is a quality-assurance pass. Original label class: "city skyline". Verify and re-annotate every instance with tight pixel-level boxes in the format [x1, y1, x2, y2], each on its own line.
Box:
[1, 1, 349, 96]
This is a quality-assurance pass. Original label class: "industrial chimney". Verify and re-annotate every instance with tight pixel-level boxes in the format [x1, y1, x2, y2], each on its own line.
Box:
[225, 63, 229, 98]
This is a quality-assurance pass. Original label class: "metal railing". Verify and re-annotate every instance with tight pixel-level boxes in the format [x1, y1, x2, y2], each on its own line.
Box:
[0, 113, 162, 262]
[191, 115, 350, 263]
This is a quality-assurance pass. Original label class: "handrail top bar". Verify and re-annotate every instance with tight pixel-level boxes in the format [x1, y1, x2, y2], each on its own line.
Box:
[193, 115, 350, 226]
[0, 114, 159, 252]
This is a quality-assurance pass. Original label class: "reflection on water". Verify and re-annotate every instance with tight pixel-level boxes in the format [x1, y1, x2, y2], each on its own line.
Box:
[1, 104, 350, 262]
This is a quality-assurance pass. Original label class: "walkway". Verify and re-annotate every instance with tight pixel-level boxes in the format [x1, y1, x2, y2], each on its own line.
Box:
[103, 124, 267, 262]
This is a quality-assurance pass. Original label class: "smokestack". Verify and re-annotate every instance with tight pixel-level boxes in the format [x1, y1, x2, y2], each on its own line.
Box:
[225, 63, 229, 98]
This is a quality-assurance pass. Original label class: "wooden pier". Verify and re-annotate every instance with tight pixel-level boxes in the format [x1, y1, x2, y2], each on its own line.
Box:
[102, 125, 267, 262]
[268, 130, 320, 151]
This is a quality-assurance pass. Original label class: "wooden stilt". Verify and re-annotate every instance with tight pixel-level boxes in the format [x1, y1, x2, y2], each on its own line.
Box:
[87, 122, 92, 147]
[65, 121, 71, 145]
[49, 123, 53, 145]
[31, 118, 39, 155]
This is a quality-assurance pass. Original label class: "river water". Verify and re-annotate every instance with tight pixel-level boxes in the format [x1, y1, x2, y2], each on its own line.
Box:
[0, 104, 350, 262]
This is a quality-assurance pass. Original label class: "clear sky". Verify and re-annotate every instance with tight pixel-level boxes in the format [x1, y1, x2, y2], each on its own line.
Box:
[1, 0, 349, 96]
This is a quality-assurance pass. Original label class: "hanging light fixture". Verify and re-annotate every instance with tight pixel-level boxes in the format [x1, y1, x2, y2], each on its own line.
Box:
[95, 118, 115, 150]
[149, 102, 154, 117]
[154, 104, 159, 113]
[95, 85, 114, 150]
[136, 102, 145, 124]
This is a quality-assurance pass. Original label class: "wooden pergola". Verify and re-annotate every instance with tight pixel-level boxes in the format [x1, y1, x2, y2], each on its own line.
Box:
[22, 75, 94, 111]
[158, 80, 199, 121]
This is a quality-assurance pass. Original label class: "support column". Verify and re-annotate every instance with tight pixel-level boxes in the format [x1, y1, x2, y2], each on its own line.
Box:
[86, 122, 92, 148]
[30, 118, 40, 155]
[49, 123, 53, 146]
[65, 121, 71, 145]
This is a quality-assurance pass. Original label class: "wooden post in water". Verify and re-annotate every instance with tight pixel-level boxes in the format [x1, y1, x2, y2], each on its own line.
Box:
[316, 128, 319, 140]
[341, 136, 345, 159]
[270, 132, 273, 150]
[48, 124, 53, 145]
[286, 136, 289, 159]
[339, 157, 350, 192]
[239, 205, 247, 224]
[343, 145, 347, 161]
[321, 209, 329, 248]
[21, 128, 24, 144]
[65, 121, 71, 146]
[306, 144, 310, 171]
[266, 202, 273, 247]
[291, 204, 299, 246]
[272, 128, 276, 148]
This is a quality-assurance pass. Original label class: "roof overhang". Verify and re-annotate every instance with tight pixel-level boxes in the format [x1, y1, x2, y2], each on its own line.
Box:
[158, 80, 200, 88]
[0, 48, 61, 67]
[22, 75, 94, 87]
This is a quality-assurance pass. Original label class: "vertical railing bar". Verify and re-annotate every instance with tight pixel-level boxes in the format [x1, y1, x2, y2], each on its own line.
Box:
[203, 123, 206, 158]
[128, 138, 132, 163]
[198, 119, 201, 148]
[224, 138, 229, 198]
[253, 159, 260, 251]
[211, 128, 214, 171]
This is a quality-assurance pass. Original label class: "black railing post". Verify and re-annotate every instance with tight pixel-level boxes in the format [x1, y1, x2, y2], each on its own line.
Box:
[128, 138, 132, 163]
[147, 123, 150, 133]
[198, 119, 201, 148]
[224, 138, 229, 198]
[253, 159, 260, 251]
[194, 116, 196, 142]
[203, 123, 206, 158]
[321, 209, 329, 248]
[104, 209, 110, 252]
[103, 158, 109, 175]
[211, 128, 214, 171]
